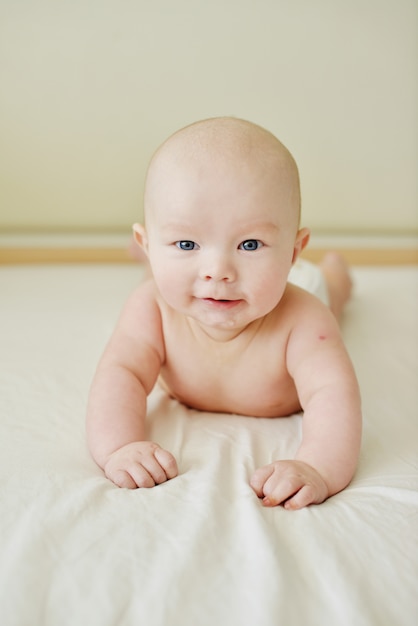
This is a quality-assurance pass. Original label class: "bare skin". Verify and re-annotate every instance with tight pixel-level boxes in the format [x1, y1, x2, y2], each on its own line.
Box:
[128, 242, 353, 320]
[319, 252, 353, 320]
[86, 117, 362, 510]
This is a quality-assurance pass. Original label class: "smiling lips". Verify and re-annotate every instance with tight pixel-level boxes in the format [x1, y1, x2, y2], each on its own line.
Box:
[201, 297, 243, 309]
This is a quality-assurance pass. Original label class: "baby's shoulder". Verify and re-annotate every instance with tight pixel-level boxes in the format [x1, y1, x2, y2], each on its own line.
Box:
[118, 278, 163, 332]
[278, 283, 337, 330]
[280, 282, 328, 312]
[127, 277, 160, 307]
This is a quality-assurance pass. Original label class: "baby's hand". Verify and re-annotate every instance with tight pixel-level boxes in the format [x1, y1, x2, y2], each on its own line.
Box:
[250, 460, 329, 510]
[104, 441, 178, 489]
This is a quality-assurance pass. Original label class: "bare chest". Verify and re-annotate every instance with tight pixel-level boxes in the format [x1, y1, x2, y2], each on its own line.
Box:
[159, 321, 300, 417]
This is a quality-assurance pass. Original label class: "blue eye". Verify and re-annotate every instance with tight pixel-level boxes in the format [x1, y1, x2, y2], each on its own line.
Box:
[176, 240, 197, 251]
[239, 239, 263, 251]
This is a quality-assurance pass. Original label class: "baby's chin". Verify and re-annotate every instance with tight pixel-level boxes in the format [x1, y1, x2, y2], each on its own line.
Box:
[188, 311, 262, 341]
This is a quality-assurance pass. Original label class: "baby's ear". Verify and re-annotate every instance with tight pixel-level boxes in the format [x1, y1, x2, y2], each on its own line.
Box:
[132, 223, 149, 255]
[292, 227, 310, 263]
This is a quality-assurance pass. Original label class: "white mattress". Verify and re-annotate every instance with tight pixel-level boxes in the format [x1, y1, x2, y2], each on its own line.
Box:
[0, 263, 417, 626]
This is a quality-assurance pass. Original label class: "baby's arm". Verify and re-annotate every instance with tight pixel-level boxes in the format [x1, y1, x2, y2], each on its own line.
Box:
[251, 297, 361, 509]
[86, 281, 178, 488]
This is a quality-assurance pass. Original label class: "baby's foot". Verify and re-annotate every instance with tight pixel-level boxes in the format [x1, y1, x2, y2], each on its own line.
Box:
[319, 252, 353, 320]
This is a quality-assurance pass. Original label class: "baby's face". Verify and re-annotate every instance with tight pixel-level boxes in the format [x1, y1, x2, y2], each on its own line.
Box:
[144, 144, 303, 338]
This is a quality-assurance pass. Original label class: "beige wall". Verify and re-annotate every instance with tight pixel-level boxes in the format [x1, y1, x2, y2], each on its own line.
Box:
[1, 0, 417, 235]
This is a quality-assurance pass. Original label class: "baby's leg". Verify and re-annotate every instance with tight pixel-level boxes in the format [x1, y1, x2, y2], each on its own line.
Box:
[319, 252, 352, 320]
[288, 253, 352, 321]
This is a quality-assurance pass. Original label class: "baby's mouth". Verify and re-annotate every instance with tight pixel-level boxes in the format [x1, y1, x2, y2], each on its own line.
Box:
[202, 297, 242, 308]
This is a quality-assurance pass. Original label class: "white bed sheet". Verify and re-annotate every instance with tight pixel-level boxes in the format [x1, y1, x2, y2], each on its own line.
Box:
[0, 263, 417, 626]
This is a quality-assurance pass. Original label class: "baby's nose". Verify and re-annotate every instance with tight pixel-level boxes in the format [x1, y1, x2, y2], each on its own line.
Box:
[200, 253, 236, 282]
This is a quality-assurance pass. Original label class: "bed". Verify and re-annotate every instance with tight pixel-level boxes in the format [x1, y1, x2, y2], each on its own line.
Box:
[0, 257, 417, 626]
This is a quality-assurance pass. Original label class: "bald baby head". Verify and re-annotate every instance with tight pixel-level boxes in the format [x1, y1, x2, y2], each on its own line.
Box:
[143, 117, 302, 231]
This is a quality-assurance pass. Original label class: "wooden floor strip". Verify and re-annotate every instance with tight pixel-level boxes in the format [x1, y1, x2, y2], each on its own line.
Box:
[301, 247, 418, 265]
[0, 246, 417, 265]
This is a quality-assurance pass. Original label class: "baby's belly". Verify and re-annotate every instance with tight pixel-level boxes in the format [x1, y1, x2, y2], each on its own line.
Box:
[158, 370, 301, 418]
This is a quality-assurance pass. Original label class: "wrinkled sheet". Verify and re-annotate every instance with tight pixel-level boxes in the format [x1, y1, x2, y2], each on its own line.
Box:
[0, 263, 417, 626]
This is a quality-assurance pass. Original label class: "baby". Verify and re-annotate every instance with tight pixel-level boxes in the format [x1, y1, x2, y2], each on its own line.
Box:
[86, 117, 362, 510]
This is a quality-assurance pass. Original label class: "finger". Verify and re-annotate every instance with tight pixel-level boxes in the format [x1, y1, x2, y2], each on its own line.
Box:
[154, 447, 178, 480]
[107, 468, 138, 489]
[250, 465, 275, 497]
[262, 472, 305, 507]
[284, 484, 325, 510]
[139, 454, 171, 485]
[127, 463, 156, 488]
